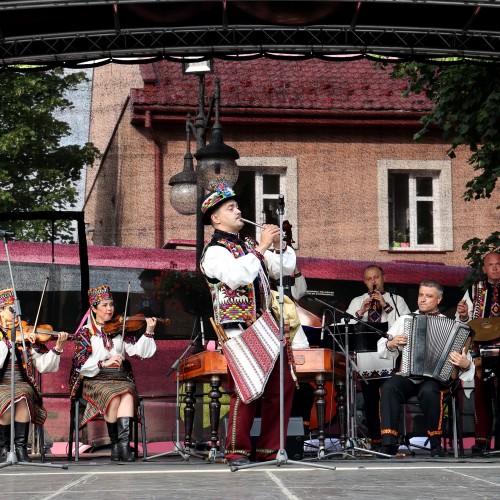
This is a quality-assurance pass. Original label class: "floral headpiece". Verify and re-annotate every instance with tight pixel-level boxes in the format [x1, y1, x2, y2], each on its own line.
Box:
[201, 180, 239, 225]
[88, 285, 113, 305]
[0, 288, 15, 309]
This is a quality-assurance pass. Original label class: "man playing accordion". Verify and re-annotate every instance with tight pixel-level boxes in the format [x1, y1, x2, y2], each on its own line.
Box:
[377, 280, 474, 457]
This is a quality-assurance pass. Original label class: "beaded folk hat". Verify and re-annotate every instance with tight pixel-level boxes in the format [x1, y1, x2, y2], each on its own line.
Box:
[88, 285, 113, 305]
[0, 288, 15, 309]
[201, 180, 239, 225]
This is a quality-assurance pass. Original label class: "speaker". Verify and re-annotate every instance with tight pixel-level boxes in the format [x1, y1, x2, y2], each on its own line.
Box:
[250, 417, 304, 460]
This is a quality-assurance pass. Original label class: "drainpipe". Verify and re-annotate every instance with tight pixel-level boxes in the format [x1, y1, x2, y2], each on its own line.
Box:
[145, 110, 164, 248]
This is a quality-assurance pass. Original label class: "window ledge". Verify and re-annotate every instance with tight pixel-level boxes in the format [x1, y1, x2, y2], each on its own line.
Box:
[385, 249, 448, 254]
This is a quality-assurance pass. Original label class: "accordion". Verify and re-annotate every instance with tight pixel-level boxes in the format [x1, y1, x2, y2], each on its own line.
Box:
[398, 315, 473, 384]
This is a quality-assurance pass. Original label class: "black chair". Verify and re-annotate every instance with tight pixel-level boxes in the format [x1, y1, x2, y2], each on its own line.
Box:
[400, 384, 463, 458]
[442, 383, 465, 458]
[22, 425, 47, 462]
[68, 396, 147, 461]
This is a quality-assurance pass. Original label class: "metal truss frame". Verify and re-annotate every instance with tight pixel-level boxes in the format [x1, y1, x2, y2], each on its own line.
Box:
[1, 1, 500, 68]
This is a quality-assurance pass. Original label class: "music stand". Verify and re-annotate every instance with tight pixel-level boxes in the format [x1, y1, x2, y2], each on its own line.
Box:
[233, 196, 335, 472]
[143, 318, 205, 462]
[0, 232, 68, 471]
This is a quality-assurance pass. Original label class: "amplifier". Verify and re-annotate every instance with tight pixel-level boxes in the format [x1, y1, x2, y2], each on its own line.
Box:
[250, 417, 304, 461]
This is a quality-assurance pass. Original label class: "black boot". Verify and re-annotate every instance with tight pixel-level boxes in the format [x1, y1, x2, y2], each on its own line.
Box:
[0, 424, 10, 463]
[116, 417, 135, 462]
[14, 422, 31, 462]
[106, 421, 120, 461]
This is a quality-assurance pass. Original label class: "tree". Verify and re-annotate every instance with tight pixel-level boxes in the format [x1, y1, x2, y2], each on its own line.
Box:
[0, 68, 100, 241]
[387, 62, 500, 280]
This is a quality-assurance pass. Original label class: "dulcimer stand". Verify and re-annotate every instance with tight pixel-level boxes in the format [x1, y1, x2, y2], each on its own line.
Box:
[144, 319, 205, 462]
[0, 232, 68, 471]
[232, 196, 335, 472]
[306, 297, 393, 459]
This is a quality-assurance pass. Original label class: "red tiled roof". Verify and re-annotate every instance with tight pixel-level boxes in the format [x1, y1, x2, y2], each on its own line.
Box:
[1, 242, 468, 287]
[135, 58, 432, 113]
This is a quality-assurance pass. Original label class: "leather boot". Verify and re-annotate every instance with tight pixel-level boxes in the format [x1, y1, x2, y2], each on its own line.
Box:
[0, 424, 10, 463]
[106, 421, 120, 461]
[14, 422, 31, 462]
[116, 417, 135, 462]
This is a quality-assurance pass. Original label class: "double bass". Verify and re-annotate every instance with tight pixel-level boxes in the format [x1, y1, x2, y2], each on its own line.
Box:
[282, 220, 339, 429]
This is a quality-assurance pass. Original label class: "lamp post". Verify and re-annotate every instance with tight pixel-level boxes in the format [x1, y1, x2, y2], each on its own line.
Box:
[169, 66, 239, 266]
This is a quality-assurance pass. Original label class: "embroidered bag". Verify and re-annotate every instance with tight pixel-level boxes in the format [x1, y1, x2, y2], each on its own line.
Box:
[222, 310, 280, 403]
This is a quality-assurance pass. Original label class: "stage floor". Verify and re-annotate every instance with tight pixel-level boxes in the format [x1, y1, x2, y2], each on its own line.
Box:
[1, 446, 500, 500]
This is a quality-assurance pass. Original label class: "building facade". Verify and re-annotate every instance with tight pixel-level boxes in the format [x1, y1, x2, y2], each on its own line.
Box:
[84, 58, 498, 270]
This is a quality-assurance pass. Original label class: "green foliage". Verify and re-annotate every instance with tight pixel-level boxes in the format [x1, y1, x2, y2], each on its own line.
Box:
[0, 68, 100, 241]
[389, 62, 500, 203]
[387, 62, 500, 276]
[461, 232, 500, 288]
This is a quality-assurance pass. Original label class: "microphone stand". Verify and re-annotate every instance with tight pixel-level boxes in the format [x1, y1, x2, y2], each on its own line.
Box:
[233, 195, 335, 471]
[144, 324, 204, 462]
[0, 234, 67, 470]
[389, 290, 401, 318]
[306, 297, 393, 459]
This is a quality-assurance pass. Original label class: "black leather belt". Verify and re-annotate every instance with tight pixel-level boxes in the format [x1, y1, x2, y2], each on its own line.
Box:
[222, 322, 245, 330]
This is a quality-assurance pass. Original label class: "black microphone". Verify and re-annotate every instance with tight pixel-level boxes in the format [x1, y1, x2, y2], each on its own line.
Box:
[278, 194, 285, 214]
[320, 309, 326, 341]
[344, 311, 355, 321]
[0, 229, 15, 239]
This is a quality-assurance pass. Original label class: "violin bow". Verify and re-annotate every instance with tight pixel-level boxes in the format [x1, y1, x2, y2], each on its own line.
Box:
[16, 277, 48, 363]
[32, 276, 49, 340]
[121, 281, 131, 340]
[29, 276, 49, 389]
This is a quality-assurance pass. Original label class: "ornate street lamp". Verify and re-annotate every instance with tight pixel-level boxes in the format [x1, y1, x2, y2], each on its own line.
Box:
[169, 118, 197, 216]
[169, 62, 239, 265]
[194, 84, 239, 190]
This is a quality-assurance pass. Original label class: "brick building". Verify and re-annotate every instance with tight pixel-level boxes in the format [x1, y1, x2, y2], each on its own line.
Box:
[84, 58, 499, 311]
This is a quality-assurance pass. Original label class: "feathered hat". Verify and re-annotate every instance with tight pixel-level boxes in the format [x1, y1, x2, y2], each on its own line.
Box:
[201, 180, 239, 225]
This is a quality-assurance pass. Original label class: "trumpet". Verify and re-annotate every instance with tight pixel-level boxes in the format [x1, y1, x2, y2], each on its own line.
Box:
[240, 218, 264, 229]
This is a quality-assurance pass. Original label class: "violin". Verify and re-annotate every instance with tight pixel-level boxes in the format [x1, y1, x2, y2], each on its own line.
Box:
[5, 321, 73, 344]
[283, 220, 295, 247]
[27, 324, 75, 343]
[102, 313, 171, 336]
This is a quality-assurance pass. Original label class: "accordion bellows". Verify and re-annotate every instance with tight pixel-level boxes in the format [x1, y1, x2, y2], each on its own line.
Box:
[398, 315, 473, 383]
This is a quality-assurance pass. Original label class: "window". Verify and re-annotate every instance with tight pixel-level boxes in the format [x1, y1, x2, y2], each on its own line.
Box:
[234, 157, 298, 246]
[378, 160, 453, 251]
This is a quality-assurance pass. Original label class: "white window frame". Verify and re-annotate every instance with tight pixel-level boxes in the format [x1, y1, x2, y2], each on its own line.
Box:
[237, 156, 299, 247]
[378, 160, 453, 251]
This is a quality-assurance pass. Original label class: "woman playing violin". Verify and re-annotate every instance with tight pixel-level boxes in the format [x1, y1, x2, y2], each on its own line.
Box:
[0, 288, 68, 463]
[69, 285, 157, 462]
